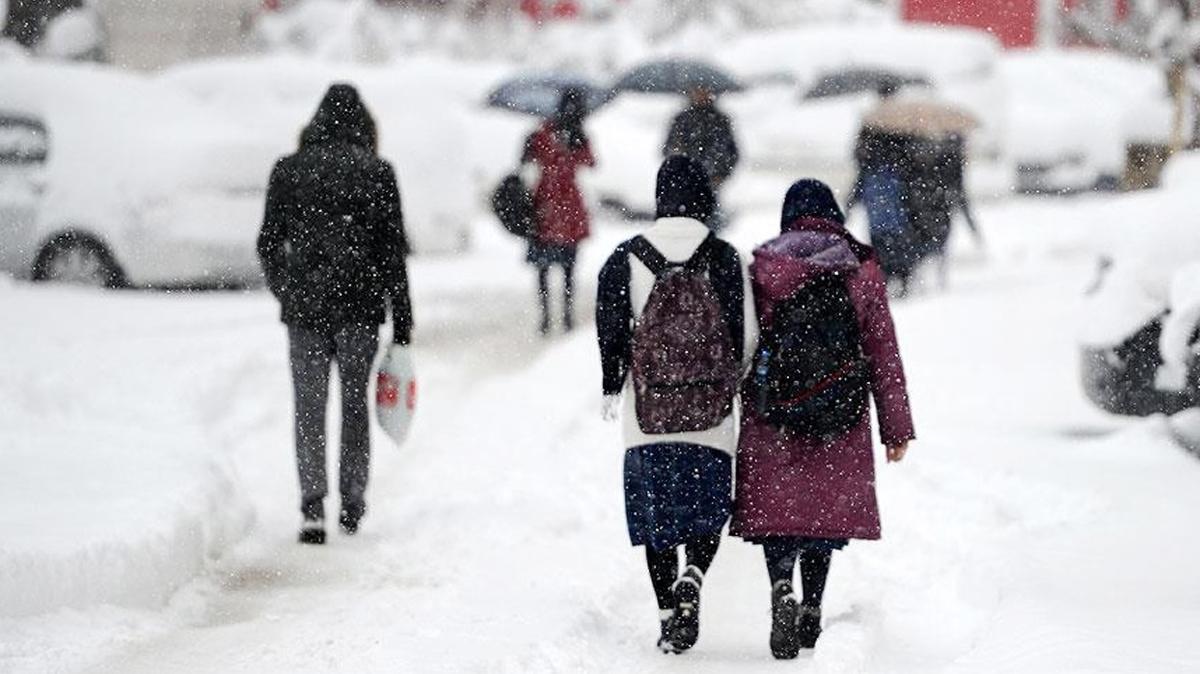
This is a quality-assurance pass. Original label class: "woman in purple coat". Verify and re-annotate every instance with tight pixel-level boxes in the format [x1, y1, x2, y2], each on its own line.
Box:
[731, 179, 915, 658]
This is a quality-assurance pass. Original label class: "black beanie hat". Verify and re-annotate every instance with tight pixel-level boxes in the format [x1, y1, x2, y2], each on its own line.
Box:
[655, 155, 715, 222]
[781, 178, 845, 228]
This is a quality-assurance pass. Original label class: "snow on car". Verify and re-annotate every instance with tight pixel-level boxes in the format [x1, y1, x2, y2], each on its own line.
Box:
[0, 57, 491, 287]
[1078, 153, 1200, 416]
[714, 23, 1011, 197]
[161, 55, 497, 256]
[0, 60, 275, 287]
[999, 49, 1177, 194]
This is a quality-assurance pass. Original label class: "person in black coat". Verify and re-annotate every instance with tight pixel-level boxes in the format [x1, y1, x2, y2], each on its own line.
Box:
[906, 133, 981, 288]
[663, 86, 740, 230]
[257, 83, 413, 545]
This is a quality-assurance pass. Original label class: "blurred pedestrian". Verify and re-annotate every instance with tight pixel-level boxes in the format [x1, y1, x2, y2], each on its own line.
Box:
[846, 126, 919, 297]
[522, 86, 596, 335]
[258, 83, 413, 545]
[595, 155, 755, 654]
[907, 133, 982, 288]
[733, 179, 914, 658]
[663, 86, 740, 231]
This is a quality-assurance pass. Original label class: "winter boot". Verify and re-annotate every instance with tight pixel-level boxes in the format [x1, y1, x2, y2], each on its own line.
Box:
[298, 517, 326, 545]
[796, 605, 822, 649]
[339, 502, 365, 536]
[668, 565, 704, 652]
[770, 580, 802, 659]
[656, 609, 675, 653]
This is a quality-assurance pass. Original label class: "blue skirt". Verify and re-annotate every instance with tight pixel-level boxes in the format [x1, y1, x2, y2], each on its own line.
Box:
[624, 443, 732, 551]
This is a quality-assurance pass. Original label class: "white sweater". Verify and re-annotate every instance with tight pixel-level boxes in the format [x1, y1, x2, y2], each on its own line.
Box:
[618, 217, 757, 454]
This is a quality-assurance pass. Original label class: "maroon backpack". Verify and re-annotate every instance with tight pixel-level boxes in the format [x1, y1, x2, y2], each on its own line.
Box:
[629, 235, 740, 434]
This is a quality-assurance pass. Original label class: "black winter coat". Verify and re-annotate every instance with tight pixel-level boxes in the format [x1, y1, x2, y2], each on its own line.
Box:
[663, 103, 740, 184]
[257, 137, 412, 340]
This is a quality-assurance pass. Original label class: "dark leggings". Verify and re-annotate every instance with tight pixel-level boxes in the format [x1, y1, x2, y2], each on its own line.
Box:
[645, 534, 722, 611]
[763, 539, 833, 609]
[537, 261, 575, 330]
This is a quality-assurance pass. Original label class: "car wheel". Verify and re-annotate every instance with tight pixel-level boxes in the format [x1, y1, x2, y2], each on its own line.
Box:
[32, 232, 126, 288]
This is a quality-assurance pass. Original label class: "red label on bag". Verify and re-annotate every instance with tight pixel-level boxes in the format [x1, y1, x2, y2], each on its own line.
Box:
[377, 372, 400, 408]
[406, 380, 417, 411]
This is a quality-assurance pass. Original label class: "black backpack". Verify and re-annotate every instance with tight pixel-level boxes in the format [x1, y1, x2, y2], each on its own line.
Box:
[748, 274, 869, 438]
[491, 173, 535, 238]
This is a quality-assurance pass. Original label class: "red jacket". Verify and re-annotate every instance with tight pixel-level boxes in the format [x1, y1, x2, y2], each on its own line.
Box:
[732, 218, 915, 541]
[526, 123, 595, 247]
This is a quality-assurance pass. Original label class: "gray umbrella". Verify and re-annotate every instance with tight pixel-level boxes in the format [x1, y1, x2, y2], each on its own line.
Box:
[485, 74, 613, 118]
[803, 68, 930, 100]
[613, 59, 744, 95]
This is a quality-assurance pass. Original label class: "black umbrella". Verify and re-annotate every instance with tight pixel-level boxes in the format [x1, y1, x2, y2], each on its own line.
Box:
[485, 73, 614, 117]
[803, 68, 929, 100]
[613, 59, 744, 95]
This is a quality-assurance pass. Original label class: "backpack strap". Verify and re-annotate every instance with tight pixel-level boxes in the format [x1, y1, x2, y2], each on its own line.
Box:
[627, 235, 673, 277]
[628, 233, 718, 278]
[682, 233, 718, 274]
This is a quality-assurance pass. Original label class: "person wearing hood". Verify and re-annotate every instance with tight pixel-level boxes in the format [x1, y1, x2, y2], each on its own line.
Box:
[595, 156, 756, 654]
[732, 180, 914, 657]
[258, 83, 413, 545]
[522, 87, 596, 335]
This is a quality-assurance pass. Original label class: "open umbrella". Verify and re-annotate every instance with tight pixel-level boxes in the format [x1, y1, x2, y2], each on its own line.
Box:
[803, 68, 930, 100]
[863, 99, 978, 138]
[614, 59, 744, 95]
[486, 73, 613, 117]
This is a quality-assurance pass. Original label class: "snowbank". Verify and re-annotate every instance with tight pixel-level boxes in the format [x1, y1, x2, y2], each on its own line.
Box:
[0, 286, 253, 618]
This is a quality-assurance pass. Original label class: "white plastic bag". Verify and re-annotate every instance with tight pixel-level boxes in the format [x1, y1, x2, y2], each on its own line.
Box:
[375, 344, 416, 446]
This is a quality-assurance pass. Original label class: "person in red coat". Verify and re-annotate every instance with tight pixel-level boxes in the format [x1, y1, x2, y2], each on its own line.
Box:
[522, 87, 596, 335]
[731, 179, 915, 657]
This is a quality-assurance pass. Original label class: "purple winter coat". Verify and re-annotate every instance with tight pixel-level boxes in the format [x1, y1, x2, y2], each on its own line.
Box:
[731, 217, 915, 541]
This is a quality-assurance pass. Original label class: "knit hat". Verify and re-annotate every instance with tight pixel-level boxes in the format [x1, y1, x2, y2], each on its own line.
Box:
[655, 155, 715, 222]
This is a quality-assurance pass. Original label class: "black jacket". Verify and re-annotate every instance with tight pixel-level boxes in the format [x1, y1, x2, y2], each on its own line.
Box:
[257, 85, 412, 341]
[663, 103, 740, 184]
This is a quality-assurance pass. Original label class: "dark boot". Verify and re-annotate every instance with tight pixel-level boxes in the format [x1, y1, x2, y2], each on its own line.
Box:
[299, 499, 326, 545]
[298, 517, 326, 545]
[668, 565, 704, 652]
[770, 580, 802, 659]
[796, 605, 822, 649]
[339, 502, 365, 535]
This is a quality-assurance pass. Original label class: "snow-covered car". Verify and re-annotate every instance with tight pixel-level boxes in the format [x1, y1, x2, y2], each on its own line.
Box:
[0, 61, 276, 287]
[714, 23, 1011, 197]
[0, 57, 488, 287]
[1000, 50, 1177, 194]
[1079, 153, 1200, 415]
[161, 56, 491, 255]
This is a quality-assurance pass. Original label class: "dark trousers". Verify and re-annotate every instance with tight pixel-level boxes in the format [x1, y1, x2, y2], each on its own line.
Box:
[288, 324, 379, 520]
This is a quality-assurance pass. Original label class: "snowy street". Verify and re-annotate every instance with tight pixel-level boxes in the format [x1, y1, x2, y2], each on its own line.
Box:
[4, 196, 1200, 673]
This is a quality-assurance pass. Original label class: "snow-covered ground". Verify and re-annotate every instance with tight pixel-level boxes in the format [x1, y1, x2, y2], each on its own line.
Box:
[4, 186, 1200, 673]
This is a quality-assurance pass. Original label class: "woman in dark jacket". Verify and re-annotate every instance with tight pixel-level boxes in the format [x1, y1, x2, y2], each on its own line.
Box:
[732, 180, 914, 657]
[523, 87, 596, 335]
[257, 83, 413, 545]
[846, 128, 921, 296]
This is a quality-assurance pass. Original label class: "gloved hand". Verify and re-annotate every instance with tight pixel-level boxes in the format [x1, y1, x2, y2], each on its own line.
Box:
[601, 394, 621, 422]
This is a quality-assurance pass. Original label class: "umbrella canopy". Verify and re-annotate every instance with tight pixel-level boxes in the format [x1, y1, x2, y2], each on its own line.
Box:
[486, 73, 613, 117]
[863, 99, 978, 138]
[803, 68, 930, 100]
[613, 59, 744, 95]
